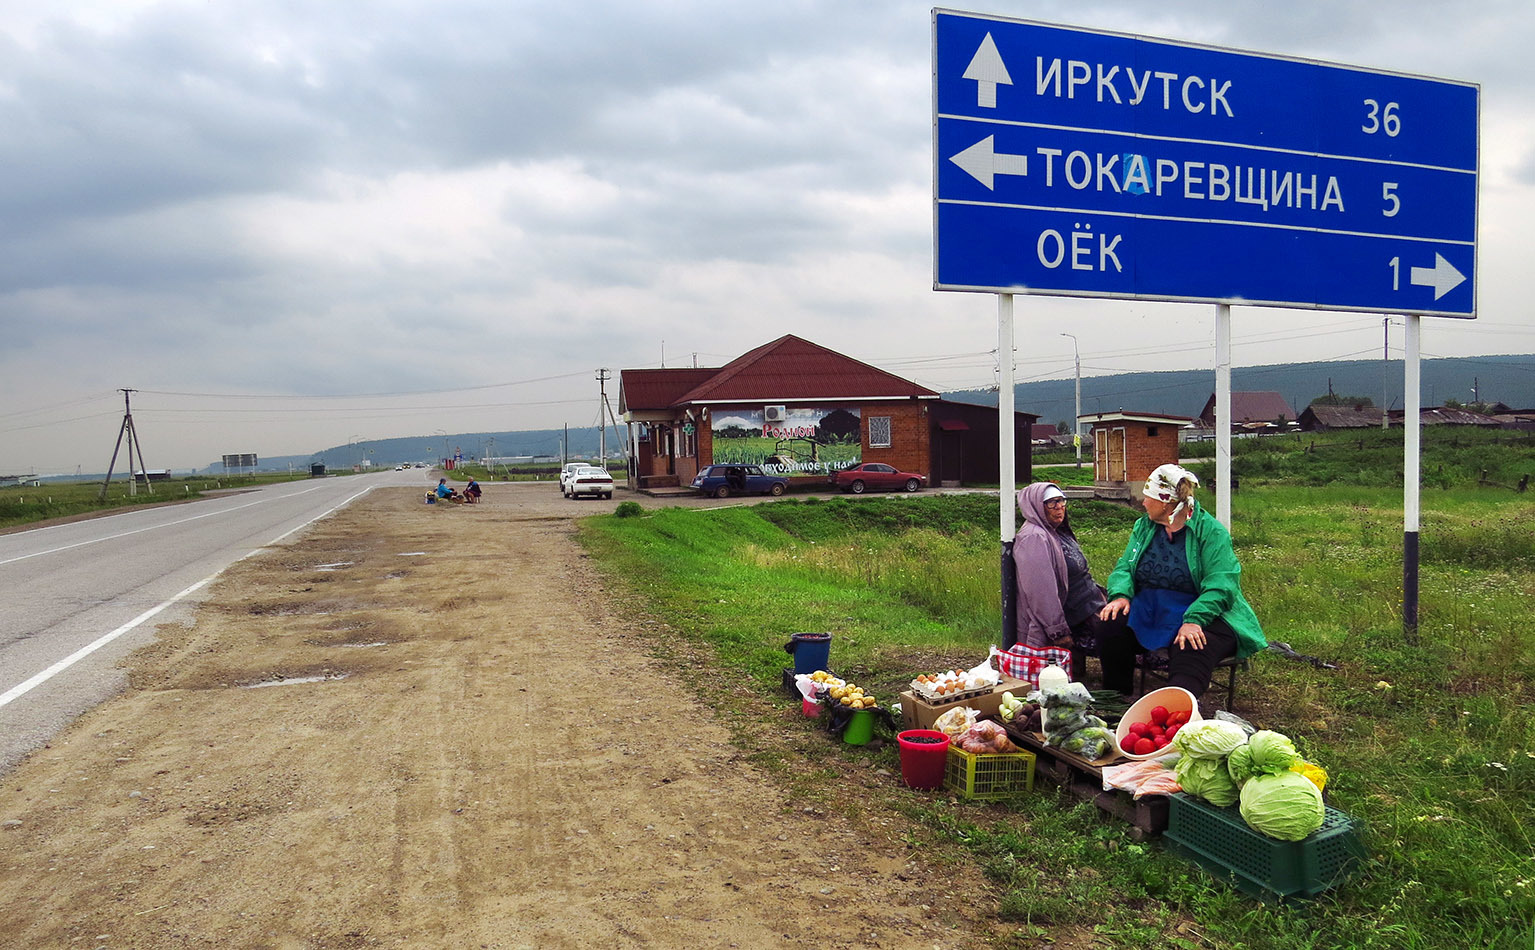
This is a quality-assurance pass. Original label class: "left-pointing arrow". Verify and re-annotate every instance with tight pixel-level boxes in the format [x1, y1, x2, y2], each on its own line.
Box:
[1409, 253, 1467, 300]
[950, 136, 1028, 190]
[963, 33, 1012, 109]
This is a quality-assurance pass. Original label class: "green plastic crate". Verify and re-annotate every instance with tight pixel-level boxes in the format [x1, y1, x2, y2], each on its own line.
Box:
[943, 746, 1035, 800]
[1164, 793, 1366, 899]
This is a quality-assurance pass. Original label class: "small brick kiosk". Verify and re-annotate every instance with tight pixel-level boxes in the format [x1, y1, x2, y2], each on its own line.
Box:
[1081, 411, 1191, 500]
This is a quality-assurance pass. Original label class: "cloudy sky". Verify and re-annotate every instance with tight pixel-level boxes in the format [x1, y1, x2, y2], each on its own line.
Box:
[2, 1, 1531, 473]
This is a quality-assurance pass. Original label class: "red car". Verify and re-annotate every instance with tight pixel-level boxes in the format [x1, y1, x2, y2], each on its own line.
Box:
[831, 463, 926, 494]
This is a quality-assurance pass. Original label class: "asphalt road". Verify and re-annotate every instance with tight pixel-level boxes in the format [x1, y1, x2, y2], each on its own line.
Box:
[0, 468, 425, 775]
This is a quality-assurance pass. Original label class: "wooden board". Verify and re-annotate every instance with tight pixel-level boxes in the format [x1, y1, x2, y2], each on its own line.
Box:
[1004, 723, 1170, 841]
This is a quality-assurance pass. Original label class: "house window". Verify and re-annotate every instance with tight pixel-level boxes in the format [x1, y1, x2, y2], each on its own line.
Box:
[1147, 426, 1159, 437]
[678, 424, 697, 458]
[869, 416, 892, 448]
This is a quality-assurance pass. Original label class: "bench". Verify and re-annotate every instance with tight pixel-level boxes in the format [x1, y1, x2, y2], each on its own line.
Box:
[1136, 652, 1248, 712]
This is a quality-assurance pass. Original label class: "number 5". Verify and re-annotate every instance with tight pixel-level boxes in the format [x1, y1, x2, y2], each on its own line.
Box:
[1382, 182, 1400, 217]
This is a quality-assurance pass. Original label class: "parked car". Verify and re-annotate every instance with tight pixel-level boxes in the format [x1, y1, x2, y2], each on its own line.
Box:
[830, 463, 925, 494]
[690, 464, 788, 498]
[558, 462, 587, 496]
[566, 466, 614, 499]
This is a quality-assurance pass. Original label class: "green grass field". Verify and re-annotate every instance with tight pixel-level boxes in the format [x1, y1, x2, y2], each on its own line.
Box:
[581, 459, 1535, 948]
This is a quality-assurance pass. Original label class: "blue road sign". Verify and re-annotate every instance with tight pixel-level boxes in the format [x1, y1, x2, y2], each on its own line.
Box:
[933, 10, 1479, 317]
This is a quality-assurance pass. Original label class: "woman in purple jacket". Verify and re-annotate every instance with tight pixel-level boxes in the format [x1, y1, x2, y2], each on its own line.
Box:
[1011, 482, 1107, 682]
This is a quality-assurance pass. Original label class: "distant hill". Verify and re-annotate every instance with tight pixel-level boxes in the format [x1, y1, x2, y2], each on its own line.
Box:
[204, 426, 617, 474]
[945, 354, 1535, 429]
[211, 355, 1534, 473]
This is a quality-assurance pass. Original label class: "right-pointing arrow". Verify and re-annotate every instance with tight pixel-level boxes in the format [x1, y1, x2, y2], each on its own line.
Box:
[950, 136, 1028, 190]
[1409, 253, 1466, 300]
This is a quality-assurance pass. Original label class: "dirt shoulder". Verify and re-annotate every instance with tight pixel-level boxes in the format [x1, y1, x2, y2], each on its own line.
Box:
[0, 485, 1010, 949]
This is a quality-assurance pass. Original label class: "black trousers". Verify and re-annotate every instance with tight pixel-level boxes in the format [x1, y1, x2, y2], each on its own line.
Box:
[1098, 613, 1238, 699]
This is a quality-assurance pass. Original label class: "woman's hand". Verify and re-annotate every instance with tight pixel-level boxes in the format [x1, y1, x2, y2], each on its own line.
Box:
[1173, 622, 1206, 651]
[1099, 598, 1130, 621]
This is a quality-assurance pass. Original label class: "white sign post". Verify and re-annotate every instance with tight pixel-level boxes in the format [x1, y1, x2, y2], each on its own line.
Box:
[933, 10, 1478, 638]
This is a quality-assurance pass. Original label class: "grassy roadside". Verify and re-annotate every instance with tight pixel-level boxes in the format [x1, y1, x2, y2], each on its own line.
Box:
[581, 487, 1534, 949]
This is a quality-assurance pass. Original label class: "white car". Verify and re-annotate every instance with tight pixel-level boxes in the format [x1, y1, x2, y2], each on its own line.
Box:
[566, 466, 614, 499]
[558, 462, 588, 496]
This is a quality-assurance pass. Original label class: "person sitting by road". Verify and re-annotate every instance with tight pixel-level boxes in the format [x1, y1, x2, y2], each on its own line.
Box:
[727, 467, 746, 492]
[435, 478, 460, 502]
[1010, 482, 1107, 683]
[463, 479, 482, 503]
[1096, 464, 1267, 702]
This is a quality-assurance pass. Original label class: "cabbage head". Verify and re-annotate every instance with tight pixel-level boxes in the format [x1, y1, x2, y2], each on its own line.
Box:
[1170, 720, 1247, 760]
[1239, 771, 1325, 841]
[1226, 744, 1256, 787]
[1247, 730, 1300, 775]
[1176, 755, 1240, 807]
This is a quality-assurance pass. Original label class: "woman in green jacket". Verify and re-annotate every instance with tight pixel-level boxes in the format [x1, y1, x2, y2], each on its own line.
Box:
[1097, 464, 1266, 700]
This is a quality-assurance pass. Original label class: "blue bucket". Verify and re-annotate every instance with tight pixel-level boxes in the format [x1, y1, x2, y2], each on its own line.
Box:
[784, 632, 832, 676]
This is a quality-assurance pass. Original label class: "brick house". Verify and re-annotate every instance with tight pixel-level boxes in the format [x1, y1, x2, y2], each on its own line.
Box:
[1081, 410, 1191, 498]
[618, 335, 1035, 491]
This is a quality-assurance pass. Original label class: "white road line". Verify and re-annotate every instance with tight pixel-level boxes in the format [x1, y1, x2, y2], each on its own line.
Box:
[0, 484, 375, 709]
[0, 484, 329, 568]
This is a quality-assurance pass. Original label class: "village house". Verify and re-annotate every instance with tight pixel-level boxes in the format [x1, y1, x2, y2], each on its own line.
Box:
[617, 335, 1036, 491]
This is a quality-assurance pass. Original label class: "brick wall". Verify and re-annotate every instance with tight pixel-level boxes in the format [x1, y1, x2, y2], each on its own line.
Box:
[1124, 425, 1181, 487]
[859, 404, 931, 477]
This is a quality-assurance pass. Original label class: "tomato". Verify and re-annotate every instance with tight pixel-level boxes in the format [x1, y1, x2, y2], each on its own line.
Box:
[1150, 706, 1169, 725]
[1128, 721, 1148, 736]
[1133, 737, 1156, 756]
[1165, 723, 1182, 739]
[1121, 737, 1139, 754]
[1169, 710, 1190, 726]
[1152, 735, 1170, 749]
[1148, 725, 1165, 738]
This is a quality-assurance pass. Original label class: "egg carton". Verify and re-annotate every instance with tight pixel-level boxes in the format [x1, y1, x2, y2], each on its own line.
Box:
[909, 679, 996, 705]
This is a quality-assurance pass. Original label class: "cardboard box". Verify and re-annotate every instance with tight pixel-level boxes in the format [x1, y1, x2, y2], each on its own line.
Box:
[899, 675, 1030, 730]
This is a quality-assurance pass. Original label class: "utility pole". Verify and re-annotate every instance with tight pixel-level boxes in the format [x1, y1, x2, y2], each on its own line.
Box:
[1060, 333, 1082, 467]
[596, 368, 611, 463]
[100, 389, 152, 500]
[1382, 318, 1390, 430]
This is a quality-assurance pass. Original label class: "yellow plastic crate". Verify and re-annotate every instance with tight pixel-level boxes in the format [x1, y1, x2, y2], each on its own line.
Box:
[944, 746, 1036, 800]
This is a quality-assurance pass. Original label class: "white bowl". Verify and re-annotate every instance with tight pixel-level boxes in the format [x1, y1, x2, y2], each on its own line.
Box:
[1114, 686, 1202, 760]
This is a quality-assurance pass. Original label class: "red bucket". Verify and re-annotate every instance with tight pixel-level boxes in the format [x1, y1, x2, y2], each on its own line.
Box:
[896, 729, 951, 790]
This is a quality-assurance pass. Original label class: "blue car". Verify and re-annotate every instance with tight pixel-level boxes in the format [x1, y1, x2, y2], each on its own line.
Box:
[690, 464, 788, 498]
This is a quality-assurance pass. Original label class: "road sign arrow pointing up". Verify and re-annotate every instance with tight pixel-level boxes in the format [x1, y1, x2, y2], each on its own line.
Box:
[950, 136, 1028, 190]
[1409, 253, 1466, 300]
[963, 33, 1012, 108]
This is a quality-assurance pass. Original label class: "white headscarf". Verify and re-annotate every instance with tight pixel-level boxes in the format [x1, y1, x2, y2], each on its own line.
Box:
[1143, 463, 1199, 519]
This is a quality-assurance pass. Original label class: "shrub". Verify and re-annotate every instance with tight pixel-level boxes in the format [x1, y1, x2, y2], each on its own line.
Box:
[613, 501, 644, 519]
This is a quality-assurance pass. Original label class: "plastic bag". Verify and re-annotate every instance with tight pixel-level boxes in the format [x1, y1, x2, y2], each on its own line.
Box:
[932, 706, 978, 739]
[958, 720, 1017, 754]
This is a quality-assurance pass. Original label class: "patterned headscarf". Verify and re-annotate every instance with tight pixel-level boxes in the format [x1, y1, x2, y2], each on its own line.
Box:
[1143, 463, 1199, 518]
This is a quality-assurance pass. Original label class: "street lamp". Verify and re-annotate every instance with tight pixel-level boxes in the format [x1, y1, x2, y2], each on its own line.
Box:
[1060, 333, 1082, 468]
[349, 434, 364, 471]
[435, 429, 447, 467]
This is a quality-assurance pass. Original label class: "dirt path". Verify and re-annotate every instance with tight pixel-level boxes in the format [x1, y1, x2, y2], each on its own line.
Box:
[0, 485, 1007, 949]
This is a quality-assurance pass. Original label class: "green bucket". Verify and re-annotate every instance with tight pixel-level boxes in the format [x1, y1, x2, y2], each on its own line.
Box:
[842, 708, 875, 746]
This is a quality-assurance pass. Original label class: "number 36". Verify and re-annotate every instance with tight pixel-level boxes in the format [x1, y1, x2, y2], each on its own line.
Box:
[1363, 99, 1401, 137]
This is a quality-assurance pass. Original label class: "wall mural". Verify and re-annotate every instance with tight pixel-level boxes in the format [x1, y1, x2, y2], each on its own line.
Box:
[710, 407, 862, 476]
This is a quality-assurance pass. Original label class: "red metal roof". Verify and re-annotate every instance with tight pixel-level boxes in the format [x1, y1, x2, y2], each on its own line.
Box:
[618, 368, 720, 413]
[1199, 391, 1295, 425]
[671, 335, 938, 405]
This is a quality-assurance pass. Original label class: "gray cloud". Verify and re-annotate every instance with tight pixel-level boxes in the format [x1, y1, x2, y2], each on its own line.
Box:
[1, 0, 1531, 471]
